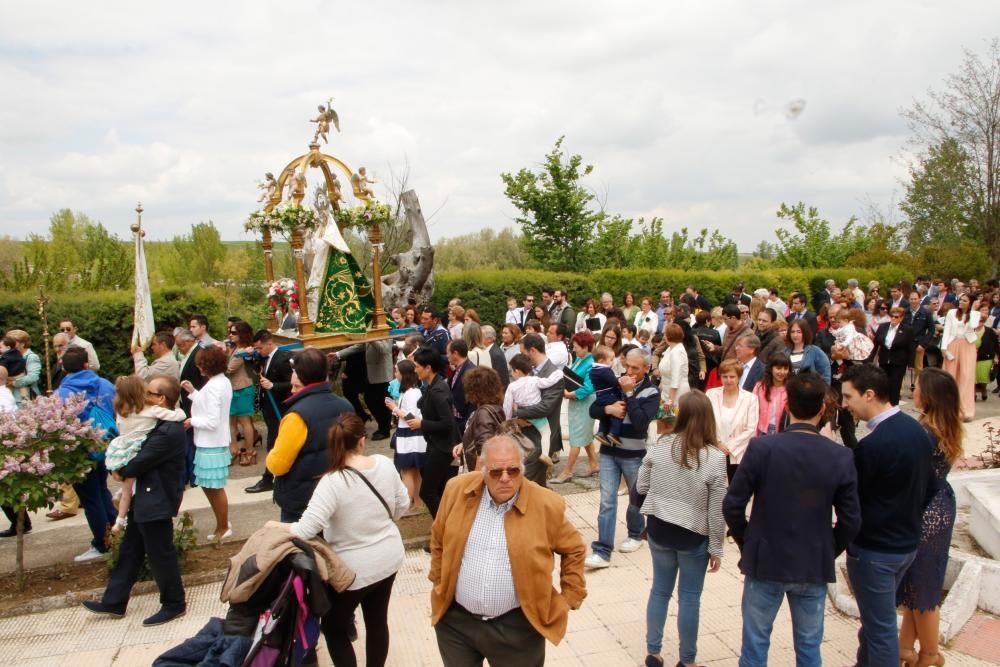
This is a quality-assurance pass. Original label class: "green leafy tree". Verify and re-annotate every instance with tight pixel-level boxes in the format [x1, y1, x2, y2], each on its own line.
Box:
[501, 136, 606, 271]
[156, 222, 227, 286]
[771, 202, 871, 269]
[903, 40, 1000, 273]
[900, 138, 980, 250]
[593, 216, 635, 268]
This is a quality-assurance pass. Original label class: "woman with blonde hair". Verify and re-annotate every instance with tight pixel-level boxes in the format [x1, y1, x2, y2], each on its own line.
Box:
[3, 330, 40, 405]
[706, 358, 758, 482]
[637, 390, 726, 667]
[462, 321, 493, 369]
[897, 368, 964, 667]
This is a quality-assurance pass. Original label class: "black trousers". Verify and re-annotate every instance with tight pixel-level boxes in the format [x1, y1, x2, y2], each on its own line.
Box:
[320, 573, 396, 667]
[1, 505, 30, 532]
[420, 451, 457, 519]
[102, 514, 185, 610]
[435, 604, 545, 667]
[363, 381, 392, 434]
[259, 406, 280, 484]
[881, 362, 907, 406]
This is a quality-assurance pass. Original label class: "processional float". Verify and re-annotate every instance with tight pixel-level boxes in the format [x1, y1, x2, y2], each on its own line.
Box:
[245, 100, 414, 348]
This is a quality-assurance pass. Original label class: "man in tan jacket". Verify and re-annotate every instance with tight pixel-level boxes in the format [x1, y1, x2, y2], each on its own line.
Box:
[429, 434, 586, 666]
[132, 331, 180, 380]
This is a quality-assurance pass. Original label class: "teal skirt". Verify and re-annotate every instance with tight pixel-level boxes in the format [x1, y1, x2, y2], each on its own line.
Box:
[230, 385, 256, 417]
[194, 446, 230, 489]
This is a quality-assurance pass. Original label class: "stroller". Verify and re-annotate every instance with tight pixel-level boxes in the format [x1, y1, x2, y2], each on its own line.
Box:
[155, 538, 339, 667]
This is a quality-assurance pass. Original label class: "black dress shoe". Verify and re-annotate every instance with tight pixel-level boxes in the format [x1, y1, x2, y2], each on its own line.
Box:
[371, 431, 390, 441]
[245, 479, 274, 493]
[0, 526, 29, 537]
[143, 605, 186, 626]
[82, 600, 125, 617]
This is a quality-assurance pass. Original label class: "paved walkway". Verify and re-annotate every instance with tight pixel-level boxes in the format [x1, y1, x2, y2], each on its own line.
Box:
[0, 488, 997, 667]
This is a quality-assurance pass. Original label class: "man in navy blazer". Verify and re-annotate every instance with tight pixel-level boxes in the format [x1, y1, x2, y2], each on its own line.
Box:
[841, 364, 936, 667]
[724, 371, 861, 666]
[83, 375, 188, 626]
[735, 335, 765, 392]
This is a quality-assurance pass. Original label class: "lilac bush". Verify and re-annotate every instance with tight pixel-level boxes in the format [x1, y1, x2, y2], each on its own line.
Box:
[0, 393, 106, 522]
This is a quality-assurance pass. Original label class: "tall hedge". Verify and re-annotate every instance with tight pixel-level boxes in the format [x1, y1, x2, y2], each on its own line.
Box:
[0, 288, 226, 385]
[435, 266, 911, 328]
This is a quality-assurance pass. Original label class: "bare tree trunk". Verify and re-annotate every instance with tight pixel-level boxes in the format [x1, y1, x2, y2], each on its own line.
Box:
[16, 509, 26, 592]
[381, 190, 435, 310]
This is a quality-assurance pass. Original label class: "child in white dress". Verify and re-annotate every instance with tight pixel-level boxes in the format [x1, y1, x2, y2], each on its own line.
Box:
[106, 376, 186, 533]
[504, 353, 564, 466]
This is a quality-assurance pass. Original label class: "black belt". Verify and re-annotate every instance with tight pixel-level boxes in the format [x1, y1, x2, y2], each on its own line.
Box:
[453, 602, 521, 622]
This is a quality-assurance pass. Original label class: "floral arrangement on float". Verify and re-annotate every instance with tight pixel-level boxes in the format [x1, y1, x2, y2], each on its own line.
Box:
[245, 204, 319, 238]
[268, 278, 299, 314]
[333, 201, 394, 232]
[0, 394, 108, 588]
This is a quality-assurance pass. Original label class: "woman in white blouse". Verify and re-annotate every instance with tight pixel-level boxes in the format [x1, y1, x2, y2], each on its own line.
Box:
[657, 324, 690, 409]
[289, 412, 410, 666]
[180, 345, 233, 541]
[634, 296, 659, 336]
[941, 293, 981, 420]
[705, 358, 759, 483]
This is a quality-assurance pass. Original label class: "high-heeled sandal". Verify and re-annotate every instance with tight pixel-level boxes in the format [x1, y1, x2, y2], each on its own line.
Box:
[915, 652, 944, 667]
[239, 448, 258, 466]
[900, 648, 918, 666]
[230, 449, 244, 467]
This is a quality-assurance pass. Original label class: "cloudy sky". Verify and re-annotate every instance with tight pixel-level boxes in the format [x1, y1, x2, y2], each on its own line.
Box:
[3, 1, 998, 251]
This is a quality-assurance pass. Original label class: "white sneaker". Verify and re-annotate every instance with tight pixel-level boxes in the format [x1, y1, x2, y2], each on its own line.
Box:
[584, 553, 611, 569]
[74, 546, 105, 563]
[618, 537, 645, 553]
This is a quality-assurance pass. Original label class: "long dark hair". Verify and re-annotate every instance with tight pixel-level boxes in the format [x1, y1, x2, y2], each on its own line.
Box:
[917, 368, 963, 464]
[397, 359, 419, 392]
[761, 353, 790, 401]
[671, 391, 719, 469]
[327, 413, 366, 473]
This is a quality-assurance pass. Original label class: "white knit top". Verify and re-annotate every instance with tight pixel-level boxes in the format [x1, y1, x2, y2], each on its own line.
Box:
[290, 455, 411, 590]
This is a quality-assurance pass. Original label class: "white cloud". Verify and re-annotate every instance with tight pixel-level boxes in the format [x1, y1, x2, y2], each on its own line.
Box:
[2, 0, 998, 250]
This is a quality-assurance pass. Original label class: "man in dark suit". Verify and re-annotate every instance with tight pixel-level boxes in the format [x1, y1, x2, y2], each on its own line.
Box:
[840, 365, 936, 667]
[905, 291, 934, 390]
[447, 340, 473, 435]
[723, 282, 752, 308]
[481, 325, 510, 387]
[787, 292, 818, 334]
[246, 330, 294, 493]
[868, 307, 912, 406]
[812, 278, 836, 313]
[176, 330, 205, 488]
[735, 335, 764, 392]
[724, 371, 860, 666]
[83, 375, 188, 626]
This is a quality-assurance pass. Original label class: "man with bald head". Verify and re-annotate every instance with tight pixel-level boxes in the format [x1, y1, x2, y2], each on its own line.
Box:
[430, 435, 587, 666]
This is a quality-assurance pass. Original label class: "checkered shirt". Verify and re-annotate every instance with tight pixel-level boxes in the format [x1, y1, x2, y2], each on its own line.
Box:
[453, 489, 521, 619]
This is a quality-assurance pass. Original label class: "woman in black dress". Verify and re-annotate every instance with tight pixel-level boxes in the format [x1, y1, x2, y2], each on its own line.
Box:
[897, 368, 964, 667]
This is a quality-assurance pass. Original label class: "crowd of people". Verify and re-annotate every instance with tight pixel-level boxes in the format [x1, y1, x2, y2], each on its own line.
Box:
[0, 272, 997, 666]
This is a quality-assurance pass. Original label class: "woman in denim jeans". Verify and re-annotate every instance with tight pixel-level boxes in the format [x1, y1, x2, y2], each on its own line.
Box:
[636, 391, 727, 667]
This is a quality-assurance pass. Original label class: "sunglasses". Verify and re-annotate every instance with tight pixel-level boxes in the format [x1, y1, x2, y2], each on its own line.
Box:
[229, 330, 238, 335]
[59, 327, 73, 332]
[486, 466, 521, 480]
[879, 307, 888, 312]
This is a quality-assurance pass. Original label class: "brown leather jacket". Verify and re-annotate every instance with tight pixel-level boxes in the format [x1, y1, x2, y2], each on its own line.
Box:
[221, 522, 355, 604]
[428, 472, 587, 644]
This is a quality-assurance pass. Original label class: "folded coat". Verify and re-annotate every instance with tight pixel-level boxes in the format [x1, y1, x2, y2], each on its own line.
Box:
[220, 521, 355, 604]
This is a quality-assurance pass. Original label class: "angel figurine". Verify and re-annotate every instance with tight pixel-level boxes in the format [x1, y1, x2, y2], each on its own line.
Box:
[329, 173, 345, 207]
[350, 166, 377, 200]
[257, 172, 277, 203]
[310, 98, 340, 144]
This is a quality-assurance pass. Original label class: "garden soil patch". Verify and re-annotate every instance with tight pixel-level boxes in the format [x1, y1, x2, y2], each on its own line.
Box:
[0, 512, 432, 615]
